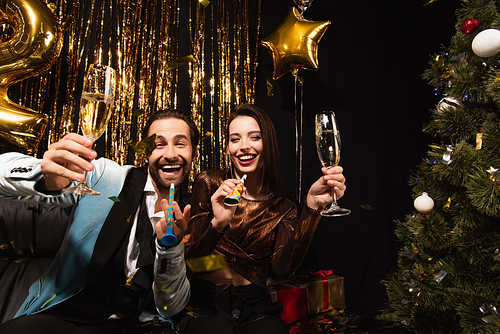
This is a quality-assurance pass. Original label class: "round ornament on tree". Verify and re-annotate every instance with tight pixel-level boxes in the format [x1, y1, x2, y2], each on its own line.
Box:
[461, 18, 479, 34]
[472, 29, 500, 57]
[437, 96, 463, 113]
[414, 192, 435, 214]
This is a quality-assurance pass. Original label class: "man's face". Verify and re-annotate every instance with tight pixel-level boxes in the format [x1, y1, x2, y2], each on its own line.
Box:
[146, 118, 194, 195]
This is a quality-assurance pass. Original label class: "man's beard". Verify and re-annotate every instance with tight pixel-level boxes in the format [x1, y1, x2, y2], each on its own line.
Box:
[148, 162, 191, 193]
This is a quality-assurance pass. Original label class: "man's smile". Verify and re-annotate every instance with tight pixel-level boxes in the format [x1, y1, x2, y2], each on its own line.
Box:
[159, 164, 183, 175]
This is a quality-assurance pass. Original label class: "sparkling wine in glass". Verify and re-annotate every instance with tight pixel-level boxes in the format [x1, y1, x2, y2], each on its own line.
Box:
[315, 111, 350, 217]
[63, 64, 116, 195]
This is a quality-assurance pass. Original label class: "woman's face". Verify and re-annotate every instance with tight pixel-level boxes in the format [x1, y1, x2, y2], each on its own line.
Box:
[228, 116, 263, 179]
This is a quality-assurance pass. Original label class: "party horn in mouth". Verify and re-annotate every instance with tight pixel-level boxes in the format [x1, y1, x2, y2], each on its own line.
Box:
[223, 174, 247, 206]
[161, 183, 178, 246]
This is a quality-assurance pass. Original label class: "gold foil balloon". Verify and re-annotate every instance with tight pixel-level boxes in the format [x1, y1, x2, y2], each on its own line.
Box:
[0, 0, 63, 154]
[261, 7, 330, 80]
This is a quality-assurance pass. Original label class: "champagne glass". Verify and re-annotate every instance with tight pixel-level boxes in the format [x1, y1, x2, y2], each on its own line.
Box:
[63, 64, 116, 195]
[315, 111, 351, 217]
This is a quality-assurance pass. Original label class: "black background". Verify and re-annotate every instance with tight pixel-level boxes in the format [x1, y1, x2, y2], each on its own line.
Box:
[255, 0, 460, 318]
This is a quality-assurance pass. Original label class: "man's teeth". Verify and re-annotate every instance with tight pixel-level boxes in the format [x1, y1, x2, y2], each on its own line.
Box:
[161, 165, 181, 172]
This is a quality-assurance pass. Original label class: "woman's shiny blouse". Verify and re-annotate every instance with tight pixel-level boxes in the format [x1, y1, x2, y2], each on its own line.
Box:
[186, 169, 322, 287]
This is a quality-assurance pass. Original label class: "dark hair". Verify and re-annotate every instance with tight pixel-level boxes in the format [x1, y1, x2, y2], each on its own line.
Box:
[228, 104, 280, 194]
[142, 109, 200, 157]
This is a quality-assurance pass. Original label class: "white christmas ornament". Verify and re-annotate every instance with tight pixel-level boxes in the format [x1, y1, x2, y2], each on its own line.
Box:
[472, 29, 500, 57]
[414, 192, 435, 214]
[437, 96, 463, 113]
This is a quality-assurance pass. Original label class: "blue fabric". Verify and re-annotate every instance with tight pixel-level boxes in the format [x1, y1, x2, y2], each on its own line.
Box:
[0, 153, 133, 316]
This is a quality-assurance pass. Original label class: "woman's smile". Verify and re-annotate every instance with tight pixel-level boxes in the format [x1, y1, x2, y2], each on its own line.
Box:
[236, 154, 257, 165]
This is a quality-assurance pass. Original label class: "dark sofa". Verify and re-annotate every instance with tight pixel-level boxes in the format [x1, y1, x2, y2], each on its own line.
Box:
[0, 197, 69, 323]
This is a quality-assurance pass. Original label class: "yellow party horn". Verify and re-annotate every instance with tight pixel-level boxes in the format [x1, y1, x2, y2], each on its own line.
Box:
[224, 174, 247, 206]
[160, 183, 177, 246]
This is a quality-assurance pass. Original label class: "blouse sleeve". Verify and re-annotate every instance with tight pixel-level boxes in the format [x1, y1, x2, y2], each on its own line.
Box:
[271, 204, 322, 278]
[185, 171, 227, 260]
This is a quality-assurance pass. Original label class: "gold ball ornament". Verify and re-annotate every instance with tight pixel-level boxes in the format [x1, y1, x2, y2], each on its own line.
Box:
[261, 7, 330, 80]
[0, 0, 63, 154]
[414, 192, 435, 214]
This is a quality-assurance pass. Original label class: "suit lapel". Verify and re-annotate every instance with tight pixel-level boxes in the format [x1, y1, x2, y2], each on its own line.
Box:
[86, 166, 148, 285]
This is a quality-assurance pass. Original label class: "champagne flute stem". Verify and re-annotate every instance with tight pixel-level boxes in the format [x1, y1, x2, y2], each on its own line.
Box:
[331, 186, 339, 209]
[81, 170, 88, 186]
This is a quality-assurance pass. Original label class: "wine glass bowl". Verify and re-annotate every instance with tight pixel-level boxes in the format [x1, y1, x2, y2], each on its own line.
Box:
[63, 64, 116, 196]
[80, 93, 114, 141]
[315, 111, 350, 217]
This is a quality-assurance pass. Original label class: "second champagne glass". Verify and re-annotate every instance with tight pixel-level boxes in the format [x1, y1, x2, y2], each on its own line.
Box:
[63, 64, 116, 196]
[315, 111, 351, 217]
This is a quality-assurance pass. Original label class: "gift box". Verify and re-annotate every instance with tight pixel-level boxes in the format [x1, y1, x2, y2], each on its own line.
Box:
[266, 271, 346, 324]
[267, 279, 308, 324]
[295, 271, 346, 315]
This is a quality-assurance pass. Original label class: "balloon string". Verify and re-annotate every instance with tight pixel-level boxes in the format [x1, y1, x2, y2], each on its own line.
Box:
[294, 72, 304, 203]
[294, 76, 298, 202]
[299, 72, 303, 203]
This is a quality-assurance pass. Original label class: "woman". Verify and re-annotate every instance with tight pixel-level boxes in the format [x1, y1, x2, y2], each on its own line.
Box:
[182, 104, 346, 334]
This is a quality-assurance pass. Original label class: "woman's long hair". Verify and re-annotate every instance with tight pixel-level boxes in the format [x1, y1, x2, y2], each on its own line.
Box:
[228, 104, 280, 194]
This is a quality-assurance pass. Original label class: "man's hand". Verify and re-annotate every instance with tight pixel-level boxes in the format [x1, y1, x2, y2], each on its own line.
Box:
[39, 133, 97, 191]
[155, 200, 190, 246]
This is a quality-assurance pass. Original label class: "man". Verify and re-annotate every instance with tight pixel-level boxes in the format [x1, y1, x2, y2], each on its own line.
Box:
[0, 109, 199, 333]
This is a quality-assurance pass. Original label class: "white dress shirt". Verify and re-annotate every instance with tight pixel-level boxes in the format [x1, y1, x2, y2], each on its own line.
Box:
[124, 176, 165, 279]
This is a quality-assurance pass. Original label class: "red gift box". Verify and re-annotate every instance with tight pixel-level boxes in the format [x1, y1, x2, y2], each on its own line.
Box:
[266, 271, 346, 324]
[267, 278, 308, 324]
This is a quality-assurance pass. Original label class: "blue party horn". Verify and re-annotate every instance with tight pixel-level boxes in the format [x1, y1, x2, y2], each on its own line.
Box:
[160, 183, 178, 246]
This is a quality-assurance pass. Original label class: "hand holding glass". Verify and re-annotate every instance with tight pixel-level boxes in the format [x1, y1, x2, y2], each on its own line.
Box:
[63, 64, 116, 195]
[315, 111, 350, 217]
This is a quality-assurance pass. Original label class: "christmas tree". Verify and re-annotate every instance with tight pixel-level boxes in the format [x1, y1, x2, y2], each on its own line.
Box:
[381, 1, 500, 333]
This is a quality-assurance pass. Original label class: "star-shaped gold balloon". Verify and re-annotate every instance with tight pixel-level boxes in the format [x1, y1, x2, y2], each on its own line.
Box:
[261, 7, 330, 80]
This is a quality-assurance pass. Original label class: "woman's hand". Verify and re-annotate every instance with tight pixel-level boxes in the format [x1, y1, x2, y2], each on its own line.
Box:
[306, 166, 346, 211]
[210, 179, 245, 232]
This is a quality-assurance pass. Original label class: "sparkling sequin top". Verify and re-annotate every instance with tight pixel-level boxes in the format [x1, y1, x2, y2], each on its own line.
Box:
[186, 170, 322, 287]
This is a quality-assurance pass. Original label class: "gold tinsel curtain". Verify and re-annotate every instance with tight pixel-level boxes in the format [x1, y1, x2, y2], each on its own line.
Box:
[16, 0, 261, 175]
